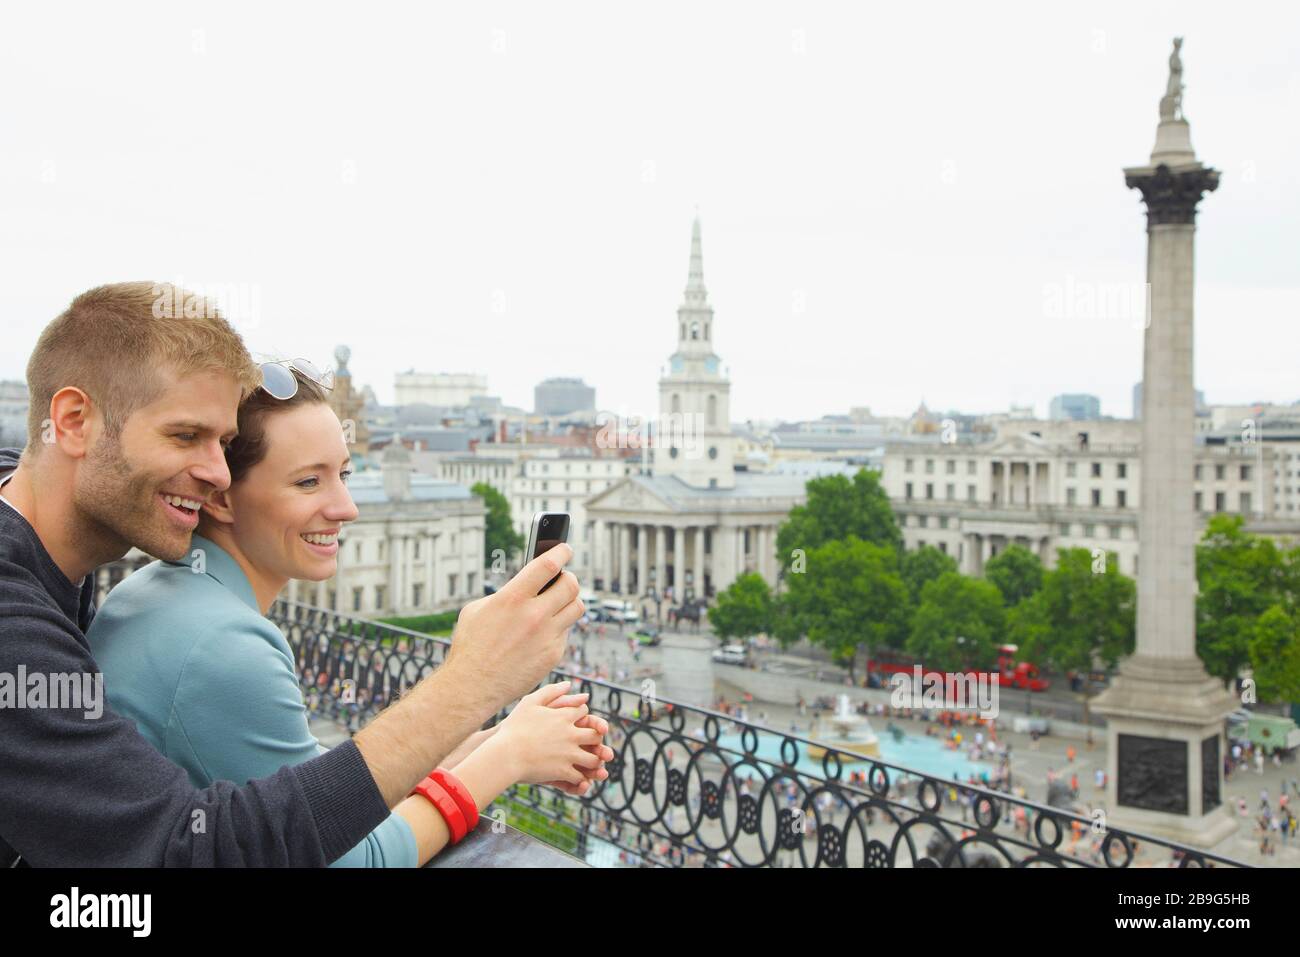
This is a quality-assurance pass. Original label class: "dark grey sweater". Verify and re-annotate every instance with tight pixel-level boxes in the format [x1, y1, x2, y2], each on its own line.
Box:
[0, 447, 390, 866]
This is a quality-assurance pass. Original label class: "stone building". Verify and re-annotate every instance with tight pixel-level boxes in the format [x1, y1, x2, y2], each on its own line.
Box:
[878, 418, 1289, 576]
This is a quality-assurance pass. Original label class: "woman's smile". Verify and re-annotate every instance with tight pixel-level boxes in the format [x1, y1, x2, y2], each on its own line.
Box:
[299, 528, 340, 557]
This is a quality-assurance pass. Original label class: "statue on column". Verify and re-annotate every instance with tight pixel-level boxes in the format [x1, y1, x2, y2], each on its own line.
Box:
[1160, 37, 1184, 122]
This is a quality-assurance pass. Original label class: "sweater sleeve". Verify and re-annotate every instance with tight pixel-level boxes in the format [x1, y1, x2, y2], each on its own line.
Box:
[0, 589, 392, 866]
[168, 618, 418, 868]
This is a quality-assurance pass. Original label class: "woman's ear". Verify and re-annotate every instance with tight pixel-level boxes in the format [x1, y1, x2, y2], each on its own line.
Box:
[202, 488, 236, 527]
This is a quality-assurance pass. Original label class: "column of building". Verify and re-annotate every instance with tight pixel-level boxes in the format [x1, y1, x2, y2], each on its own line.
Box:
[673, 524, 686, 598]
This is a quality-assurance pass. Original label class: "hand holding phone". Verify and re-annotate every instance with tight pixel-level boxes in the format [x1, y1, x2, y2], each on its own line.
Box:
[525, 512, 571, 594]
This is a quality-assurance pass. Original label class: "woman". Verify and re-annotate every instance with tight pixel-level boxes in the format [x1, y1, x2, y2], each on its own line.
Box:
[88, 362, 611, 866]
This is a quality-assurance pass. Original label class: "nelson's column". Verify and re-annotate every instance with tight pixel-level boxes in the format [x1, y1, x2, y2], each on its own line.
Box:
[1090, 39, 1237, 849]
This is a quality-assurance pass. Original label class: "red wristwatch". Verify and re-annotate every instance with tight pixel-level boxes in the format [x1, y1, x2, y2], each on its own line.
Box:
[411, 775, 468, 843]
[431, 767, 479, 832]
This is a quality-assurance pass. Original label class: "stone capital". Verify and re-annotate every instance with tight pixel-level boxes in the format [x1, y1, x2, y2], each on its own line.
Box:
[1124, 163, 1219, 227]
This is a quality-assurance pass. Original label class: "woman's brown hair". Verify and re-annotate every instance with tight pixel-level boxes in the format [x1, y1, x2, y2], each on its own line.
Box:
[222, 366, 330, 484]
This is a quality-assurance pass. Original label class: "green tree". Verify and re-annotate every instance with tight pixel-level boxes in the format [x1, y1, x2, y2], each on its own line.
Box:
[1249, 605, 1300, 705]
[769, 592, 805, 649]
[1008, 548, 1135, 673]
[907, 572, 1004, 672]
[707, 573, 773, 642]
[900, 545, 958, 606]
[471, 482, 525, 568]
[984, 544, 1045, 606]
[775, 469, 901, 577]
[1196, 515, 1286, 686]
[779, 538, 909, 682]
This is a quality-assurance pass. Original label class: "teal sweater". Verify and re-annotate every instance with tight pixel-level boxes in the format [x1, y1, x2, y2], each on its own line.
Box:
[87, 534, 416, 867]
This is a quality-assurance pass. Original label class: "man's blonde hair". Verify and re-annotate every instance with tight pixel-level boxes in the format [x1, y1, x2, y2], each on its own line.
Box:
[25, 282, 262, 451]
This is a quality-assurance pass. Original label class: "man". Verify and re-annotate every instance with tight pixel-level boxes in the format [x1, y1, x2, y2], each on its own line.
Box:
[0, 282, 606, 866]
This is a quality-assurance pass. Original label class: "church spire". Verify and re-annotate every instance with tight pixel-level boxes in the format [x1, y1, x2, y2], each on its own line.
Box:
[683, 215, 707, 306]
[674, 214, 716, 353]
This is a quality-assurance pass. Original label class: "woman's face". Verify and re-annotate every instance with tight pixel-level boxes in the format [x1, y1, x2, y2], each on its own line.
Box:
[228, 402, 358, 583]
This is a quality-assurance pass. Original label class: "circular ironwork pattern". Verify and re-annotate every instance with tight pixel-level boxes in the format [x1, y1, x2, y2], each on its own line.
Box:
[820, 748, 843, 781]
[818, 824, 844, 867]
[606, 754, 624, 783]
[633, 758, 653, 795]
[864, 840, 891, 868]
[868, 763, 891, 796]
[973, 794, 1001, 830]
[775, 805, 803, 851]
[1034, 811, 1064, 851]
[666, 768, 687, 806]
[918, 779, 943, 814]
[1102, 831, 1135, 869]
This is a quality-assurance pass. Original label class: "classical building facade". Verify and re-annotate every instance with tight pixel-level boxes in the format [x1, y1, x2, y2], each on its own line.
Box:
[394, 371, 488, 407]
[585, 472, 807, 601]
[879, 420, 1289, 576]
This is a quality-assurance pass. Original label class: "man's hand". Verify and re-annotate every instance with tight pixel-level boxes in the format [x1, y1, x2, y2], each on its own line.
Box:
[440, 544, 585, 716]
[353, 546, 584, 810]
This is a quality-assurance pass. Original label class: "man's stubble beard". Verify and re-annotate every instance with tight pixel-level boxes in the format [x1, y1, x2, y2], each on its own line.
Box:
[73, 432, 191, 563]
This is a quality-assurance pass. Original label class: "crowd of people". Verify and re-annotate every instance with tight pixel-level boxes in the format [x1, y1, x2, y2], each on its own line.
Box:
[1225, 737, 1288, 779]
[1236, 782, 1300, 856]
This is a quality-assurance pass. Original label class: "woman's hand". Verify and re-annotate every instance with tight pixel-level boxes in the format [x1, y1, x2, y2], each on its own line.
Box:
[540, 690, 614, 795]
[490, 681, 605, 789]
[441, 687, 613, 796]
[440, 726, 500, 771]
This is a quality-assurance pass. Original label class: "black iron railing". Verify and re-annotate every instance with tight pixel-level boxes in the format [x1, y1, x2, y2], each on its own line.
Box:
[270, 600, 1248, 869]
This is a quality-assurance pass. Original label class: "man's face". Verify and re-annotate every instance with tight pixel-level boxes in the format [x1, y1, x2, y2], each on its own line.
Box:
[73, 368, 241, 561]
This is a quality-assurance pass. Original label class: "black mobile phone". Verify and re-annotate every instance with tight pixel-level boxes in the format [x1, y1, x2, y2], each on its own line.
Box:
[525, 511, 571, 594]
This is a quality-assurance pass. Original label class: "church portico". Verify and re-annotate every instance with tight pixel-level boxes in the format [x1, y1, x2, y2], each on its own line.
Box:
[587, 485, 803, 603]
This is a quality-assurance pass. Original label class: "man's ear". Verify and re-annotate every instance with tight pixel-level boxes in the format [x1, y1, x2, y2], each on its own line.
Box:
[47, 387, 94, 458]
[203, 488, 237, 526]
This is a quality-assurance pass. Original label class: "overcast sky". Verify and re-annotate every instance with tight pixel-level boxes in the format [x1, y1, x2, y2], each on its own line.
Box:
[2, 2, 1297, 425]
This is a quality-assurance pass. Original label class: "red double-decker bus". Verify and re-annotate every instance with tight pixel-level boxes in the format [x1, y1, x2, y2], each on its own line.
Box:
[865, 643, 1051, 692]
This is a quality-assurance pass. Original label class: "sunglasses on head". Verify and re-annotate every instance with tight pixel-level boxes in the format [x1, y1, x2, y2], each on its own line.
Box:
[259, 357, 335, 400]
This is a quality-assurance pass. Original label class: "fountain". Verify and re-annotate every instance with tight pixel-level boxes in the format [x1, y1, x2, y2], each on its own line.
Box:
[807, 694, 881, 761]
